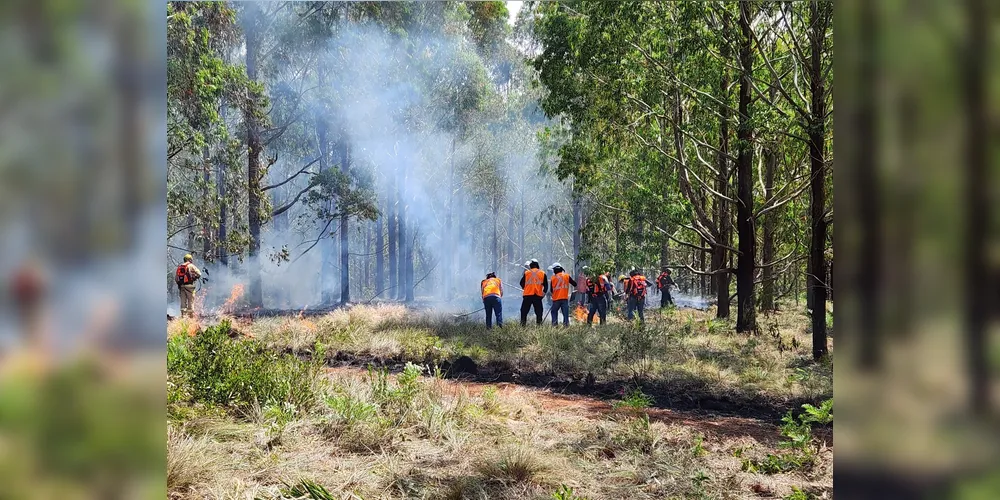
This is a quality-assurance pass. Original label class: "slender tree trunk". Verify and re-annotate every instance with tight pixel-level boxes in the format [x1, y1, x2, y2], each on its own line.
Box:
[216, 144, 227, 266]
[243, 4, 263, 308]
[714, 12, 732, 319]
[760, 142, 777, 311]
[340, 140, 350, 304]
[808, 1, 830, 358]
[202, 147, 212, 260]
[572, 190, 581, 276]
[387, 177, 397, 300]
[375, 208, 384, 298]
[964, 0, 989, 411]
[365, 221, 372, 297]
[444, 137, 455, 300]
[735, 1, 757, 333]
[396, 161, 407, 301]
[855, 0, 880, 369]
[700, 238, 707, 295]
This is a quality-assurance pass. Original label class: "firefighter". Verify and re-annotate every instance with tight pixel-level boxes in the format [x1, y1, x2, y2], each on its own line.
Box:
[175, 254, 202, 318]
[656, 267, 676, 307]
[519, 259, 548, 326]
[548, 263, 577, 326]
[481, 271, 504, 329]
[625, 268, 653, 323]
[585, 269, 610, 325]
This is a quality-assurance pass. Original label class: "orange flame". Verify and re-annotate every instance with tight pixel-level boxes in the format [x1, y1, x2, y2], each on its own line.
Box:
[221, 284, 245, 314]
[574, 305, 588, 322]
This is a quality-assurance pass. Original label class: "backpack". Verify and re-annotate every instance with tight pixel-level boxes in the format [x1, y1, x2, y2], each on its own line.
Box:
[628, 275, 648, 298]
[586, 278, 606, 298]
[175, 263, 192, 286]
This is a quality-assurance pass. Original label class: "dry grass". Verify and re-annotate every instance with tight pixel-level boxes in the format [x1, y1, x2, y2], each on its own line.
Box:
[168, 303, 833, 499]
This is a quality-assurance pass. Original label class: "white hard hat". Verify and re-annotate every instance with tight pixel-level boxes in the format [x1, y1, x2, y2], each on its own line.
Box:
[530, 258, 539, 264]
[551, 262, 563, 269]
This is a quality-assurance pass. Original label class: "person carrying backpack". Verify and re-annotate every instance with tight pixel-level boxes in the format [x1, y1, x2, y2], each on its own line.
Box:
[585, 269, 610, 325]
[175, 254, 202, 318]
[625, 268, 653, 323]
[656, 267, 676, 308]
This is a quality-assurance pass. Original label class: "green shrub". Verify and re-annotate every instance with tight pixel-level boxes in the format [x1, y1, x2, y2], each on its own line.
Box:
[168, 320, 318, 415]
[552, 484, 588, 500]
[612, 387, 654, 410]
[784, 487, 811, 500]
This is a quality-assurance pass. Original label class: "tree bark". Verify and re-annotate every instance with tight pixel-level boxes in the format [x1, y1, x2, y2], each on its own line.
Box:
[396, 161, 407, 301]
[807, 1, 830, 359]
[216, 144, 228, 266]
[964, 0, 989, 412]
[735, 1, 757, 333]
[243, 3, 264, 308]
[444, 137, 455, 300]
[760, 141, 778, 311]
[375, 203, 385, 298]
[572, 189, 581, 276]
[714, 11, 732, 319]
[340, 140, 350, 304]
[387, 176, 397, 300]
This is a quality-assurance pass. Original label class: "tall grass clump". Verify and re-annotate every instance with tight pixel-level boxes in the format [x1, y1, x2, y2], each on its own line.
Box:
[168, 320, 320, 416]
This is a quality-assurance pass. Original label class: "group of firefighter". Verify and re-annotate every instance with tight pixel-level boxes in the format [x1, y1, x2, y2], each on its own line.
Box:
[479, 259, 676, 329]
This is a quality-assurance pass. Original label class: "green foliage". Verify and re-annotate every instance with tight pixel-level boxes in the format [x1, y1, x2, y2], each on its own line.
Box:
[552, 484, 588, 500]
[742, 399, 831, 474]
[612, 413, 658, 454]
[690, 434, 707, 457]
[167, 320, 319, 415]
[276, 479, 341, 500]
[784, 487, 812, 500]
[612, 387, 654, 410]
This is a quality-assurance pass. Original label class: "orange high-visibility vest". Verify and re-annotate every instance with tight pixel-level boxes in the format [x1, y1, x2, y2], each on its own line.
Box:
[523, 269, 545, 296]
[481, 277, 502, 298]
[551, 272, 570, 301]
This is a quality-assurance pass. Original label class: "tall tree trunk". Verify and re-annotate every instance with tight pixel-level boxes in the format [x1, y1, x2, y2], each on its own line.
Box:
[808, 1, 830, 358]
[202, 147, 212, 260]
[714, 12, 732, 319]
[964, 0, 992, 415]
[396, 161, 407, 301]
[491, 207, 499, 272]
[572, 190, 581, 275]
[340, 140, 351, 304]
[387, 177, 397, 300]
[700, 238, 707, 295]
[735, 1, 757, 333]
[855, 0, 880, 369]
[444, 137, 455, 300]
[760, 142, 778, 311]
[316, 113, 334, 304]
[375, 208, 385, 298]
[243, 4, 263, 308]
[216, 145, 228, 266]
[365, 221, 372, 297]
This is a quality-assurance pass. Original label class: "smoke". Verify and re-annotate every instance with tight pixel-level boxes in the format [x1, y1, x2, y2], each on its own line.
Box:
[174, 7, 572, 312]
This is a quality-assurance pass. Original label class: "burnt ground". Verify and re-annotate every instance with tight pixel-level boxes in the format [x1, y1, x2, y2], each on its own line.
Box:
[286, 347, 832, 446]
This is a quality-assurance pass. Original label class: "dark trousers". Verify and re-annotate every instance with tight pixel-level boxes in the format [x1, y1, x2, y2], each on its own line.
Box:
[484, 295, 503, 329]
[551, 299, 570, 326]
[660, 287, 673, 307]
[587, 296, 607, 325]
[520, 295, 544, 326]
[626, 296, 646, 322]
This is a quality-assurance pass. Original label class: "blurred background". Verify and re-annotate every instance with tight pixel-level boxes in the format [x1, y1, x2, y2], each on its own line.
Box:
[835, 0, 1000, 498]
[0, 0, 996, 498]
[0, 0, 165, 498]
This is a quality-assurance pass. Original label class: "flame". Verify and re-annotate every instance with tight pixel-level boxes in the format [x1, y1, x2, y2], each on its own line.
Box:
[220, 284, 245, 314]
[574, 304, 588, 322]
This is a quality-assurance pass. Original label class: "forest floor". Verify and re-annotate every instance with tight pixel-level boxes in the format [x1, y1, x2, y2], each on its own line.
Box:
[167, 302, 833, 500]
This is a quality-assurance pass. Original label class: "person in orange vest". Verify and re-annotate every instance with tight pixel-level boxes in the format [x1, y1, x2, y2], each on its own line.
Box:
[481, 271, 504, 329]
[625, 268, 654, 323]
[584, 268, 610, 325]
[175, 254, 202, 318]
[519, 259, 548, 326]
[656, 267, 675, 308]
[548, 263, 577, 326]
